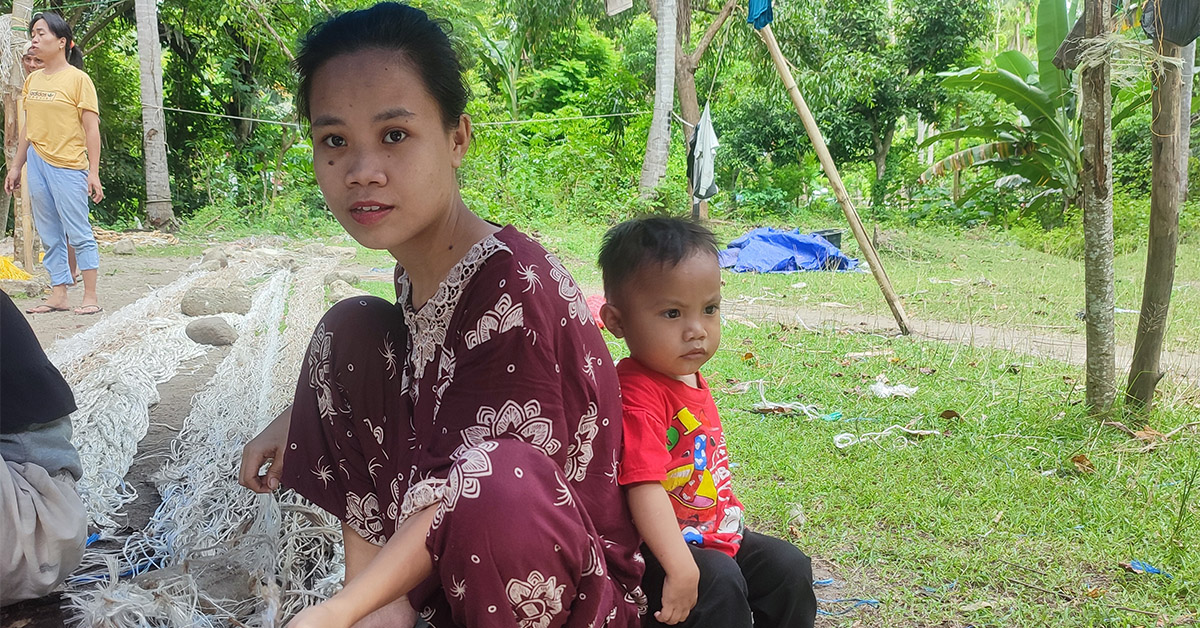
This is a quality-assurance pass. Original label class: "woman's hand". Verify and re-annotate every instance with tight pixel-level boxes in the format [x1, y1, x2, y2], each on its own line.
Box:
[656, 561, 700, 625]
[286, 602, 352, 628]
[86, 172, 104, 203]
[239, 405, 293, 492]
[3, 170, 19, 195]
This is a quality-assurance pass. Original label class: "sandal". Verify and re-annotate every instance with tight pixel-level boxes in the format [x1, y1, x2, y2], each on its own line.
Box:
[26, 304, 71, 314]
[74, 304, 103, 316]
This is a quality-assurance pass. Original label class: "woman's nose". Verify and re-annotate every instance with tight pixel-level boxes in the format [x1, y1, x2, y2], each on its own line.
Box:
[344, 152, 387, 187]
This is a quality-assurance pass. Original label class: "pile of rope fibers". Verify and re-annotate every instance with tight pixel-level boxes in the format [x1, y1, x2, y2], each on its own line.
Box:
[60, 247, 350, 626]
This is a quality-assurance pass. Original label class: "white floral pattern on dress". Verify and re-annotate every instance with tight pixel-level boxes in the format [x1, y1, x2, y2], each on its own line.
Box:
[432, 346, 456, 419]
[506, 571, 565, 628]
[398, 478, 446, 527]
[435, 441, 498, 528]
[307, 323, 341, 423]
[518, 262, 542, 293]
[455, 400, 561, 460]
[546, 253, 591, 326]
[345, 491, 384, 543]
[563, 403, 598, 482]
[398, 235, 510, 378]
[464, 292, 524, 349]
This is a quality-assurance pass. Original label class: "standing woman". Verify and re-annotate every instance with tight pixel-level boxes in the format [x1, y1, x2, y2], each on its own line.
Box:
[3, 12, 104, 315]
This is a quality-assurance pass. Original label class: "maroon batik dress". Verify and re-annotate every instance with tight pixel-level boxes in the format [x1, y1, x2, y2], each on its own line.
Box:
[282, 226, 645, 628]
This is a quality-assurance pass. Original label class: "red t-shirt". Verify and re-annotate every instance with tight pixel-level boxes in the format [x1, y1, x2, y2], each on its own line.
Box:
[617, 357, 745, 557]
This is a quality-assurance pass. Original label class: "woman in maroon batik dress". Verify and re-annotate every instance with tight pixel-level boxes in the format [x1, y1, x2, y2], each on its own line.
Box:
[237, 4, 643, 628]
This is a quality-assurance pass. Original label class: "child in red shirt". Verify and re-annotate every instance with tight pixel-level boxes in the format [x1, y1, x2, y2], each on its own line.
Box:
[599, 217, 818, 628]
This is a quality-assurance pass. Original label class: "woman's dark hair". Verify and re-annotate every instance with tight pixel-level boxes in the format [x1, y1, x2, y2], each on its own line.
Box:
[598, 217, 719, 301]
[29, 13, 84, 69]
[294, 2, 468, 128]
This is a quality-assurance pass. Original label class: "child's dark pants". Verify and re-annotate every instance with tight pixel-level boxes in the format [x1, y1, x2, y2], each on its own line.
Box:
[639, 530, 817, 628]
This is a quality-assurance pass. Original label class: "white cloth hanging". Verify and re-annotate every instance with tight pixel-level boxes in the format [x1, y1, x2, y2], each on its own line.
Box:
[691, 103, 719, 202]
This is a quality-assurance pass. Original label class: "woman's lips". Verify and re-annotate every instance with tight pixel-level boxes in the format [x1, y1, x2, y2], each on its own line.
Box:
[349, 204, 393, 225]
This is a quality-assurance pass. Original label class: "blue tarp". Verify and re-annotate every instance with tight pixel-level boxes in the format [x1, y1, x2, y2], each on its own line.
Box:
[718, 227, 859, 273]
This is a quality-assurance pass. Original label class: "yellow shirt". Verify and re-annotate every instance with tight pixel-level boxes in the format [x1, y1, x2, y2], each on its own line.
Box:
[21, 67, 99, 170]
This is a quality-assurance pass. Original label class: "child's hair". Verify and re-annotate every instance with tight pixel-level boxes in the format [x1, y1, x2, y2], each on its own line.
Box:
[294, 2, 468, 129]
[29, 13, 84, 69]
[599, 216, 718, 300]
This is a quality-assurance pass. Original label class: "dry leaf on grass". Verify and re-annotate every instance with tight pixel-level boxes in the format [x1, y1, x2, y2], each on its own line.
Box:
[940, 410, 962, 420]
[1071, 454, 1095, 474]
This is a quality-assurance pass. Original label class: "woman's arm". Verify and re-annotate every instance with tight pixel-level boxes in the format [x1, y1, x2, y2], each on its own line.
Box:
[287, 507, 436, 628]
[627, 482, 700, 625]
[81, 110, 103, 203]
[3, 127, 30, 194]
[342, 523, 419, 628]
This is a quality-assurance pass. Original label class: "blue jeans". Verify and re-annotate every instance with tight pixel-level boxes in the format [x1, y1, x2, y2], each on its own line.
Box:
[25, 147, 98, 287]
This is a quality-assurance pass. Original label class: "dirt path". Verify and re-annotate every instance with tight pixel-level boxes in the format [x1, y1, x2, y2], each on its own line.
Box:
[722, 298, 1200, 384]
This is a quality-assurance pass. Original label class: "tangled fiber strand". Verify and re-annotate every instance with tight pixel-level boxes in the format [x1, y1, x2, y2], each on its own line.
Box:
[46, 271, 210, 530]
[69, 249, 348, 627]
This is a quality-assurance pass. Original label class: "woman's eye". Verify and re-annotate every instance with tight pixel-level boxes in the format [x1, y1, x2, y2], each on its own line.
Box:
[384, 130, 407, 143]
[322, 135, 345, 148]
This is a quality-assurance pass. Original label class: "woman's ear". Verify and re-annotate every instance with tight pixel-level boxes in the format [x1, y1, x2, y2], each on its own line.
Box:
[599, 302, 625, 339]
[450, 114, 472, 168]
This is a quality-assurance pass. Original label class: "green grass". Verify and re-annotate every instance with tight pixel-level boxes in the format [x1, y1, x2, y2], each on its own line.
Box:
[663, 322, 1197, 626]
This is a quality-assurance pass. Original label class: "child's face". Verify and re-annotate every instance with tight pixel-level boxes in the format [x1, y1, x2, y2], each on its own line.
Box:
[604, 251, 722, 383]
[308, 49, 470, 254]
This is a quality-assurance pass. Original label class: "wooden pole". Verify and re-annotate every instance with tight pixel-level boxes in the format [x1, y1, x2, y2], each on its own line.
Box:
[1125, 41, 1191, 412]
[5, 0, 36, 271]
[1080, 0, 1115, 415]
[756, 24, 911, 335]
[134, 0, 175, 229]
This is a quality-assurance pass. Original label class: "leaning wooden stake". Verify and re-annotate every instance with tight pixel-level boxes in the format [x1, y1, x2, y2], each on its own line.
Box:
[756, 24, 911, 335]
[1126, 41, 1192, 412]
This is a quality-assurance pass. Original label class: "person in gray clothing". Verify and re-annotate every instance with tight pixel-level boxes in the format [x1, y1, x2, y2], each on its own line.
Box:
[1, 289, 87, 605]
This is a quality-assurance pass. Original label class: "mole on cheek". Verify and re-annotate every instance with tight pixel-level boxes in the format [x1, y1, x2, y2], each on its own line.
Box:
[328, 161, 334, 166]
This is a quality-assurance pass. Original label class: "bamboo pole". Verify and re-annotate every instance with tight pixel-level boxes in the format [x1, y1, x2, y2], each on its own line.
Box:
[755, 24, 911, 335]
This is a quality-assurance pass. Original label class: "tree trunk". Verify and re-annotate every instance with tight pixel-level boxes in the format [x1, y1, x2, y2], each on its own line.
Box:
[1125, 41, 1191, 412]
[1080, 0, 1116, 416]
[638, 0, 677, 199]
[135, 0, 175, 230]
[6, 0, 37, 270]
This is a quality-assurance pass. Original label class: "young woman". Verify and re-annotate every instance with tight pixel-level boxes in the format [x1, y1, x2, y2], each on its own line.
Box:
[237, 4, 644, 627]
[3, 13, 103, 315]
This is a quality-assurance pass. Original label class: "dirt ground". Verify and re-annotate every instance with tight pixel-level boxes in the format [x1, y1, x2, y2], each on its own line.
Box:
[4, 245, 1193, 627]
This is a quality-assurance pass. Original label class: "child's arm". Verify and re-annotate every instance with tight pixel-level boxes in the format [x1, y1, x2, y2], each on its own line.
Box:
[628, 482, 700, 625]
[286, 506, 436, 628]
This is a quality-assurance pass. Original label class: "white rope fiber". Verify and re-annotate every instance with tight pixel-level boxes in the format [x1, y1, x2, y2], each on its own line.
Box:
[67, 247, 350, 627]
[47, 271, 210, 530]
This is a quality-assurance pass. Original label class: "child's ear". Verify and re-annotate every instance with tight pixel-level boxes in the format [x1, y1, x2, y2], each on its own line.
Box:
[599, 302, 625, 338]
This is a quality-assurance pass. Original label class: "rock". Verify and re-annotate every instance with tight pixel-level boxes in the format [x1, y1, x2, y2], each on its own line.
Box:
[186, 317, 238, 346]
[201, 248, 229, 268]
[198, 259, 224, 272]
[328, 279, 368, 303]
[323, 270, 360, 286]
[113, 239, 136, 255]
[0, 278, 47, 297]
[181, 284, 253, 316]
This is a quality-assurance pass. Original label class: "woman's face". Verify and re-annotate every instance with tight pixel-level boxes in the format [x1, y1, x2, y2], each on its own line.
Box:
[22, 52, 44, 74]
[28, 19, 65, 62]
[308, 49, 471, 254]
